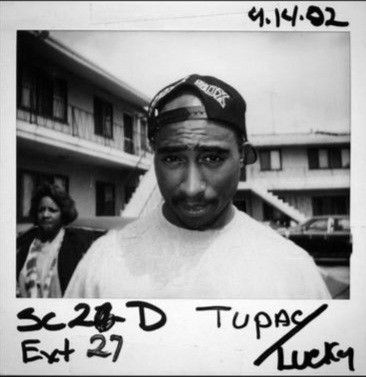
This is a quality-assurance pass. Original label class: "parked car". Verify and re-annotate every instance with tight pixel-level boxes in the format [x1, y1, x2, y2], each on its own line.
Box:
[283, 215, 351, 263]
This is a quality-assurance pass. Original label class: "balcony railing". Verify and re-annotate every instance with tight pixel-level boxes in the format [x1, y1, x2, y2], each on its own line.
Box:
[246, 165, 350, 179]
[244, 165, 350, 189]
[17, 104, 150, 156]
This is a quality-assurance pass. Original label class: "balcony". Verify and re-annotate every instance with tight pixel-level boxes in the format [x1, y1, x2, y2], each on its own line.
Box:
[240, 166, 350, 191]
[16, 104, 150, 157]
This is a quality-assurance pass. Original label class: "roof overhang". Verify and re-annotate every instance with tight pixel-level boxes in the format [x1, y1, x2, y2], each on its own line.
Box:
[18, 31, 150, 110]
[249, 132, 350, 148]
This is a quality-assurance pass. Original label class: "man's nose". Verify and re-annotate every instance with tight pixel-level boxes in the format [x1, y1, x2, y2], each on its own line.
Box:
[180, 164, 206, 198]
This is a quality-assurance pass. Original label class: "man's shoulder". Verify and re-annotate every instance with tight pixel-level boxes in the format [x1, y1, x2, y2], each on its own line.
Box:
[78, 209, 162, 261]
[233, 210, 285, 242]
[233, 210, 311, 260]
[115, 208, 163, 240]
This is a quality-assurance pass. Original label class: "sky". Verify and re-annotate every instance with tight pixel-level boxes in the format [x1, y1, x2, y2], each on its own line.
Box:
[51, 30, 349, 136]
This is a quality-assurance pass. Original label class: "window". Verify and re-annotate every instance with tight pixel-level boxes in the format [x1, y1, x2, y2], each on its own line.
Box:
[17, 65, 68, 122]
[17, 170, 69, 222]
[341, 148, 350, 168]
[329, 148, 342, 168]
[96, 181, 115, 216]
[123, 114, 134, 154]
[312, 196, 349, 215]
[308, 147, 350, 169]
[259, 149, 281, 171]
[140, 119, 149, 152]
[53, 79, 67, 121]
[94, 97, 113, 138]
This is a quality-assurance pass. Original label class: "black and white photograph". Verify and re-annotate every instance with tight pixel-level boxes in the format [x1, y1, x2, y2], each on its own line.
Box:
[1, 1, 366, 375]
[15, 29, 350, 299]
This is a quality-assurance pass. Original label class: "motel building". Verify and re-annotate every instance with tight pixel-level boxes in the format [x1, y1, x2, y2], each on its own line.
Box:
[16, 31, 152, 225]
[234, 132, 350, 226]
[123, 131, 350, 227]
[16, 32, 350, 230]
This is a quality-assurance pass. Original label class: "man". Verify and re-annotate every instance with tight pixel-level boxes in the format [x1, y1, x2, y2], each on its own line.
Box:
[65, 74, 330, 299]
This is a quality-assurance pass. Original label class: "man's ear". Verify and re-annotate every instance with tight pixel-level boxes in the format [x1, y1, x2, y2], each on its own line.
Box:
[241, 142, 257, 165]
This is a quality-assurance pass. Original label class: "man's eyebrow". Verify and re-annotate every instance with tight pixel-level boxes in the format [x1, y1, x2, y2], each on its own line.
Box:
[195, 146, 230, 153]
[156, 145, 230, 154]
[156, 145, 189, 154]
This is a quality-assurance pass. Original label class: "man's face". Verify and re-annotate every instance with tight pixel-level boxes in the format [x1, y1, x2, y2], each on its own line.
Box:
[154, 112, 242, 230]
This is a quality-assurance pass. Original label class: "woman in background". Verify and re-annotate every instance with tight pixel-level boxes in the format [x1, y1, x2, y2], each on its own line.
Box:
[17, 183, 95, 298]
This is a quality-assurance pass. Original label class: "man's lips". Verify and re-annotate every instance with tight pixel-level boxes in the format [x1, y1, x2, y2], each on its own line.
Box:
[178, 202, 211, 215]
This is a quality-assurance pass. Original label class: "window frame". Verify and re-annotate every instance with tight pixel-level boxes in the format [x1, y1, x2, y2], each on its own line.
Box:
[259, 149, 282, 171]
[123, 113, 135, 154]
[17, 64, 68, 123]
[94, 97, 114, 139]
[308, 147, 350, 170]
[140, 118, 149, 152]
[95, 181, 116, 216]
[52, 78, 68, 123]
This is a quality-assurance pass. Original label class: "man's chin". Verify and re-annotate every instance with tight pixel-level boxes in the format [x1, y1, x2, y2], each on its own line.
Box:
[176, 211, 218, 231]
[172, 203, 234, 230]
[163, 202, 228, 230]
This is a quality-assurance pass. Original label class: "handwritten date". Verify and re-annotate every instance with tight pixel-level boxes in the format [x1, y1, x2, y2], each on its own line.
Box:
[248, 5, 349, 28]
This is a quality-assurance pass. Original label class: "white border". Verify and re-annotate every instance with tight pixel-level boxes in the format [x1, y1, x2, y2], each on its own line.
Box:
[1, 1, 366, 375]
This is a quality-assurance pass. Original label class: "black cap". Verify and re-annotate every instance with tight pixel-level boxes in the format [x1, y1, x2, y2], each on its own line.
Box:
[147, 74, 256, 164]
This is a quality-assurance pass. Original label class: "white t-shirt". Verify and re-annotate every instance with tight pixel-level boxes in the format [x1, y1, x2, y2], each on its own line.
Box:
[65, 206, 331, 299]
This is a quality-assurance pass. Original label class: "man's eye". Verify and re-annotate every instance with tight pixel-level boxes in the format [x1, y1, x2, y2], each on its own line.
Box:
[162, 155, 183, 165]
[200, 154, 225, 165]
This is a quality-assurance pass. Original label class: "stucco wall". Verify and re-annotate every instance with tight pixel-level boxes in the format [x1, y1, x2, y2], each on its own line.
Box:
[17, 151, 132, 217]
[246, 145, 350, 190]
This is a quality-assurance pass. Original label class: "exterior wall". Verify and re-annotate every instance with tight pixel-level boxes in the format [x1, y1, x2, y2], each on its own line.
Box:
[246, 146, 350, 190]
[68, 75, 146, 151]
[239, 144, 350, 222]
[17, 64, 147, 156]
[16, 35, 151, 223]
[17, 150, 135, 218]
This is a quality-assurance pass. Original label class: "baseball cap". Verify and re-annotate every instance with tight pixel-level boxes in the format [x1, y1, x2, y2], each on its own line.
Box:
[147, 74, 257, 164]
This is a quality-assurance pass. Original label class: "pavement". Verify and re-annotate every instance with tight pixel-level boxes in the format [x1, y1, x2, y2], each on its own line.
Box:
[318, 264, 350, 299]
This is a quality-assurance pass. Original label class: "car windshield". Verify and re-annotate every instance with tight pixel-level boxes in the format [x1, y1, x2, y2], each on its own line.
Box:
[305, 218, 328, 231]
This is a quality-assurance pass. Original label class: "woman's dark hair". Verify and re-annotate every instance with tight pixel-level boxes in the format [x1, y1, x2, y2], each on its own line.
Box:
[29, 183, 78, 226]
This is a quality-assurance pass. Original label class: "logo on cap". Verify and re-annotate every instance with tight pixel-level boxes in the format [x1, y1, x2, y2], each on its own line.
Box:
[149, 76, 189, 116]
[194, 79, 230, 109]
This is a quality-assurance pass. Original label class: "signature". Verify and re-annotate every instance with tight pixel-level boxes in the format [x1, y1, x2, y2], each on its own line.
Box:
[254, 304, 354, 371]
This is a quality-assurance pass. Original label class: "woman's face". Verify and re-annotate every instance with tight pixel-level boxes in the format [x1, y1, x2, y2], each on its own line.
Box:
[37, 196, 62, 238]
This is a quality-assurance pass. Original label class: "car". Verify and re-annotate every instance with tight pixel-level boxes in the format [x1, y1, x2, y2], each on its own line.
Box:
[283, 215, 351, 263]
